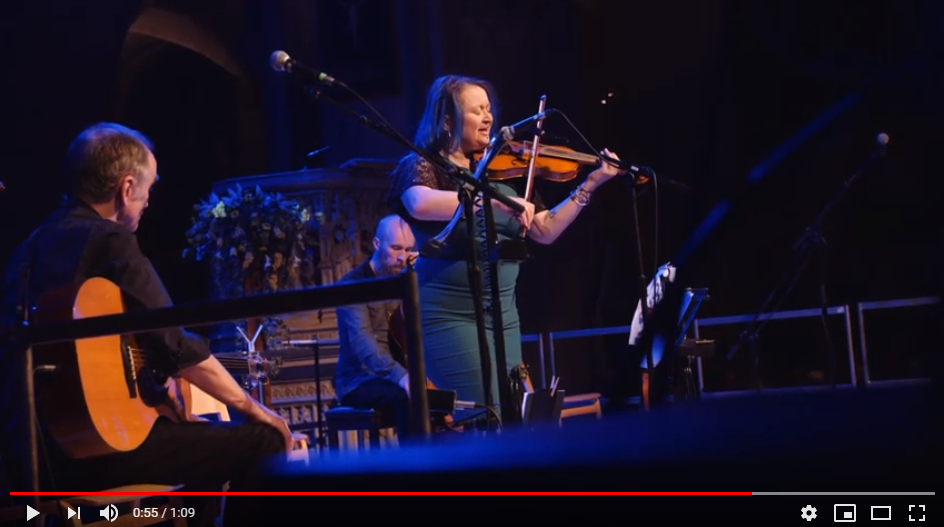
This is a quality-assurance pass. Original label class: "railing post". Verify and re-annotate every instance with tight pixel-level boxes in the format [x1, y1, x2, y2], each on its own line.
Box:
[856, 302, 871, 387]
[842, 305, 857, 388]
[547, 332, 557, 381]
[400, 268, 430, 439]
[25, 346, 39, 505]
[537, 333, 547, 389]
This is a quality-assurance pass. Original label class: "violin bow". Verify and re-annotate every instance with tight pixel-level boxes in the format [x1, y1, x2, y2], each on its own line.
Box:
[521, 95, 547, 203]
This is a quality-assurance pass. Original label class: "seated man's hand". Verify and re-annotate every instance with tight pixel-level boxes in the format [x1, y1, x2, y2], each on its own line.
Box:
[255, 405, 295, 454]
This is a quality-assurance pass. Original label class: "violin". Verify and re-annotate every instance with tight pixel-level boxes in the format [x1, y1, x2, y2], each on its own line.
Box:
[473, 140, 649, 185]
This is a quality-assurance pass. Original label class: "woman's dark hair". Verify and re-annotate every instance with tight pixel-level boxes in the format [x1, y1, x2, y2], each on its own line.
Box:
[413, 75, 498, 154]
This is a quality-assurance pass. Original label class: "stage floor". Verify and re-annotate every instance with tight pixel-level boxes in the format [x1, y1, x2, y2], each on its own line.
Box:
[260, 382, 938, 493]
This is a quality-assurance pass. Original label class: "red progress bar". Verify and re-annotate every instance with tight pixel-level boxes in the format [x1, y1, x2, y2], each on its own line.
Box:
[11, 491, 753, 496]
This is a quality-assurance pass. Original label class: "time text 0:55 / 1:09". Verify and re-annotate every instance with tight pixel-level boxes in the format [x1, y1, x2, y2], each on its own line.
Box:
[133, 507, 196, 519]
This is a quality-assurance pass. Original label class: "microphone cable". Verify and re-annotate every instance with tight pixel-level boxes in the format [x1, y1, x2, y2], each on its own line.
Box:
[548, 109, 661, 278]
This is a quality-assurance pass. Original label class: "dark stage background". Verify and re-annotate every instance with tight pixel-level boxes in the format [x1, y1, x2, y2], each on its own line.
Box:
[0, 0, 940, 400]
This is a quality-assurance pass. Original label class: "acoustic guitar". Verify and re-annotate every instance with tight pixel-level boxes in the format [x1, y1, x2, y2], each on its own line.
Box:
[31, 277, 198, 459]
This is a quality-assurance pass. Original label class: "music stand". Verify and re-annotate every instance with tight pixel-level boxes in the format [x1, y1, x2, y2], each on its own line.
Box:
[638, 285, 711, 406]
[521, 388, 565, 426]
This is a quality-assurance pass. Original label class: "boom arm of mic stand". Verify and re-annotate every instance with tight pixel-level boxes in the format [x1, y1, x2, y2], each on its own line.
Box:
[791, 146, 885, 252]
[725, 138, 887, 390]
[304, 87, 524, 215]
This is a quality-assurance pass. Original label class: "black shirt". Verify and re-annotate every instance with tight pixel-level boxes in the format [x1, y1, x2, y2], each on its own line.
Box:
[0, 199, 210, 474]
[0, 198, 211, 371]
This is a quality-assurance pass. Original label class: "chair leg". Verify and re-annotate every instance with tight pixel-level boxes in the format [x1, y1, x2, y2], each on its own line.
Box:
[218, 481, 230, 527]
[327, 426, 339, 450]
[641, 372, 650, 411]
[368, 423, 381, 450]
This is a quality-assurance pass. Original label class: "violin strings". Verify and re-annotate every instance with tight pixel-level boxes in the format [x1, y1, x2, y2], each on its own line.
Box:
[522, 142, 599, 163]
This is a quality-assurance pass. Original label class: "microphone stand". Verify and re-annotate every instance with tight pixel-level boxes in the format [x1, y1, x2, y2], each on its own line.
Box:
[727, 137, 888, 390]
[464, 139, 522, 427]
[484, 95, 547, 425]
[304, 86, 526, 428]
[628, 174, 656, 407]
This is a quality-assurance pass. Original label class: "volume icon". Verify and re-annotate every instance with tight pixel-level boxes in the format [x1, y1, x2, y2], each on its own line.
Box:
[100, 504, 118, 522]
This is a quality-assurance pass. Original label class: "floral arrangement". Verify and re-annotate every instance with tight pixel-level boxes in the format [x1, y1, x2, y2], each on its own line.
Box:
[183, 183, 321, 349]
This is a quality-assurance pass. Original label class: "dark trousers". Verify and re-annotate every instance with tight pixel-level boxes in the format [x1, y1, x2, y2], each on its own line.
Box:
[39, 417, 284, 527]
[340, 377, 411, 440]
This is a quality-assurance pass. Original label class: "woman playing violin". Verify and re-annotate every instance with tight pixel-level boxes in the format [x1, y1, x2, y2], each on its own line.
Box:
[386, 74, 621, 408]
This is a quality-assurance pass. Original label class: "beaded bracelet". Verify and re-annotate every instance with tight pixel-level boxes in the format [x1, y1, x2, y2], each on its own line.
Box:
[570, 186, 591, 206]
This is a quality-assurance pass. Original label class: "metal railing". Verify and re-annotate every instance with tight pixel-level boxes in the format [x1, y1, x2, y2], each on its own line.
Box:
[693, 305, 857, 397]
[520, 295, 940, 397]
[856, 296, 940, 387]
[20, 270, 428, 501]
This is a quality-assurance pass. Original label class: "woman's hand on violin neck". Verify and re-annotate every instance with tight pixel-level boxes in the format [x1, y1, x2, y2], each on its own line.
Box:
[586, 148, 622, 191]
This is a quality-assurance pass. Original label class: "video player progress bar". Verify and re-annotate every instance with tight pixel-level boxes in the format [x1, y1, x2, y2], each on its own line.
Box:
[752, 492, 935, 495]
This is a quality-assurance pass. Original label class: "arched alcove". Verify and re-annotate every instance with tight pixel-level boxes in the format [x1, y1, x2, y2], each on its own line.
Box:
[114, 5, 266, 305]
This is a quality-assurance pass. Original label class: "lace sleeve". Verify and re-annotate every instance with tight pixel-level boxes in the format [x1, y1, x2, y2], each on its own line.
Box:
[386, 153, 455, 213]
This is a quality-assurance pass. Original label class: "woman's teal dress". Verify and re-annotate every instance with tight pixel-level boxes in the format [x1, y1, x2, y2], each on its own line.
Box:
[387, 153, 546, 406]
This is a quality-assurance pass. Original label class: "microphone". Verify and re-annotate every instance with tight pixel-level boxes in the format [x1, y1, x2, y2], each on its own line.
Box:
[499, 111, 549, 141]
[876, 132, 890, 147]
[609, 159, 655, 181]
[270, 50, 343, 87]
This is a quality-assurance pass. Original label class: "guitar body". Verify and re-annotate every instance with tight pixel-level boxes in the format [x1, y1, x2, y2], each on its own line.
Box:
[32, 277, 184, 459]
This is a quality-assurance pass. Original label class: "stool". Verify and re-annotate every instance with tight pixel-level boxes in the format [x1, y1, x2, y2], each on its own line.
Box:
[324, 407, 396, 451]
[58, 484, 188, 527]
[559, 392, 603, 422]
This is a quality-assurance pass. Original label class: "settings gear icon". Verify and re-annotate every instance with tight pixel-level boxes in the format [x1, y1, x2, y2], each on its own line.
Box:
[801, 505, 817, 521]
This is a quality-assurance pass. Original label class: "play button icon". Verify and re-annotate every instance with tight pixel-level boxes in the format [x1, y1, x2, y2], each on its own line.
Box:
[26, 505, 39, 521]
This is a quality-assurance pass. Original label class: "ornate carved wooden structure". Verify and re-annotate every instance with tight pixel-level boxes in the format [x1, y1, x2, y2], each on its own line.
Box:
[209, 158, 396, 439]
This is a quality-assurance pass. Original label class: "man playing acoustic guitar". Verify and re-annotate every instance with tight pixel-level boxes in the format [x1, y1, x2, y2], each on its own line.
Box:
[0, 122, 291, 526]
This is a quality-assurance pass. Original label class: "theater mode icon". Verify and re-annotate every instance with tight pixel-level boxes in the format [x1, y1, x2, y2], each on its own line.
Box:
[871, 505, 891, 520]
[834, 503, 856, 522]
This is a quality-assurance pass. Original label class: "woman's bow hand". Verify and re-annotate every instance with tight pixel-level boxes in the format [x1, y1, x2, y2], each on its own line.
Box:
[505, 196, 535, 230]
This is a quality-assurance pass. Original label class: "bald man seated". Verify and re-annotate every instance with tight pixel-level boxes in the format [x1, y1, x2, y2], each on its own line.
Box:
[333, 215, 418, 439]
